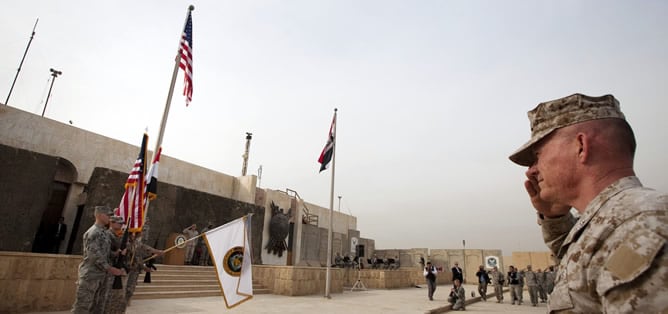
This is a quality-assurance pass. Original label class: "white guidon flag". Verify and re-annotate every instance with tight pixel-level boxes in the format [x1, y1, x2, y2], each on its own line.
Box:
[204, 216, 253, 308]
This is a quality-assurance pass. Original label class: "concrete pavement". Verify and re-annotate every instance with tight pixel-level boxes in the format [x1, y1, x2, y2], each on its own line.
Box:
[34, 284, 547, 314]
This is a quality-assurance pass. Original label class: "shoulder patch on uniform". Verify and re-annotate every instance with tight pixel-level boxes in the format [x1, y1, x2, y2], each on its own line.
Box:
[600, 230, 664, 292]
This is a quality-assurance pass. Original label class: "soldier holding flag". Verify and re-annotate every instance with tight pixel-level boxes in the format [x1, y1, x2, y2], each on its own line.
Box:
[71, 206, 125, 314]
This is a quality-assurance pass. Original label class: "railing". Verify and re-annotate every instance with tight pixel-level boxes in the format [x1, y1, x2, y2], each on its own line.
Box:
[285, 188, 319, 226]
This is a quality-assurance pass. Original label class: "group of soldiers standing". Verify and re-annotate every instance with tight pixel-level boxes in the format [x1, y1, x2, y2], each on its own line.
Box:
[486, 264, 556, 306]
[71, 206, 163, 314]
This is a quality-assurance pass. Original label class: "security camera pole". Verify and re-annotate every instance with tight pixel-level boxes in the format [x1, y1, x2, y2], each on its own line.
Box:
[42, 68, 62, 117]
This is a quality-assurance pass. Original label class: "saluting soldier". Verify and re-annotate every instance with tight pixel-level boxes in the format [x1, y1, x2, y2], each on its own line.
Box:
[71, 206, 125, 314]
[511, 93, 668, 312]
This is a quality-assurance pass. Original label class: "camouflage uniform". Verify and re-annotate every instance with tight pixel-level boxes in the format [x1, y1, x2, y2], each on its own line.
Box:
[448, 285, 466, 310]
[542, 177, 668, 313]
[517, 270, 524, 304]
[524, 268, 539, 306]
[509, 94, 668, 312]
[125, 236, 160, 306]
[94, 228, 118, 314]
[104, 227, 126, 314]
[544, 268, 556, 294]
[124, 238, 143, 306]
[489, 268, 505, 303]
[536, 270, 547, 302]
[183, 225, 198, 264]
[71, 222, 112, 314]
[141, 218, 150, 245]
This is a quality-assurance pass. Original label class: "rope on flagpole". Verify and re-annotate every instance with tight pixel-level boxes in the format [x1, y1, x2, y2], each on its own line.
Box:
[143, 232, 204, 263]
[142, 213, 254, 263]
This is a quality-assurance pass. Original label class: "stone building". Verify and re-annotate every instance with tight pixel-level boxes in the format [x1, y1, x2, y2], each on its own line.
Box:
[0, 104, 370, 265]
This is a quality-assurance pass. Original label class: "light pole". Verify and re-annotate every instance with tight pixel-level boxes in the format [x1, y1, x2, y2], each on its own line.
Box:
[462, 239, 466, 283]
[42, 68, 62, 117]
[241, 132, 253, 176]
[337, 195, 342, 212]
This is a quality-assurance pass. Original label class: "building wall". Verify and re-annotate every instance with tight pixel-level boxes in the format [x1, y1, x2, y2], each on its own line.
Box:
[375, 248, 504, 284]
[0, 252, 80, 313]
[503, 251, 555, 272]
[0, 106, 241, 196]
[73, 167, 266, 263]
[0, 105, 362, 264]
[0, 144, 59, 252]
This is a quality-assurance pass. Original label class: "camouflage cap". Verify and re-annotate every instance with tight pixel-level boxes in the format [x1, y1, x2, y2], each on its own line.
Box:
[94, 205, 114, 216]
[110, 215, 124, 224]
[509, 93, 625, 166]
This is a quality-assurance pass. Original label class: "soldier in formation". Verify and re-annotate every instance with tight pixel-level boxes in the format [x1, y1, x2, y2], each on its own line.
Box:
[124, 231, 163, 307]
[488, 266, 505, 303]
[524, 265, 539, 306]
[71, 206, 125, 314]
[104, 215, 128, 314]
[536, 268, 547, 303]
[103, 216, 125, 314]
[544, 265, 556, 295]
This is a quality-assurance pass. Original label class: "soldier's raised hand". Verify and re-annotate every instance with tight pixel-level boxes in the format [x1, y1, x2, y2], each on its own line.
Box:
[523, 177, 570, 218]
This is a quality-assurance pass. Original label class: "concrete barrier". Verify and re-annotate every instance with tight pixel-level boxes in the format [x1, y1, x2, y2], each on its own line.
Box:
[0, 251, 81, 313]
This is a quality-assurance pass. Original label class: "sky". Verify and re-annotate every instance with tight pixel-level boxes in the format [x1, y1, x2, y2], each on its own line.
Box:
[2, 0, 667, 255]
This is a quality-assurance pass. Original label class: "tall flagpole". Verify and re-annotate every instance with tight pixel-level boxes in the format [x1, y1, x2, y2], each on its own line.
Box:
[153, 5, 194, 157]
[325, 108, 337, 298]
[4, 18, 38, 106]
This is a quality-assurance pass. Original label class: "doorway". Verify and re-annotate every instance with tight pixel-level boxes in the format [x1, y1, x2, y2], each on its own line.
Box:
[32, 181, 70, 253]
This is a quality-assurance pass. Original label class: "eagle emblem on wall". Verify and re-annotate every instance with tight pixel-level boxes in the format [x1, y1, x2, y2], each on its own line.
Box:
[265, 201, 292, 257]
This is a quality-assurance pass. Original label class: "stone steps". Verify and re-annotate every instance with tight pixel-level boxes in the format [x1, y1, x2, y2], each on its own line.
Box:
[133, 264, 270, 299]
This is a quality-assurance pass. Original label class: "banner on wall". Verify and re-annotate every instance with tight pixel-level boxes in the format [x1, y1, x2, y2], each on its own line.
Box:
[485, 256, 500, 269]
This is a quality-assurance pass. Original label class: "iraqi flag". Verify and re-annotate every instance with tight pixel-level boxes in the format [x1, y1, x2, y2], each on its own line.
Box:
[145, 147, 161, 201]
[318, 110, 336, 172]
[205, 216, 253, 308]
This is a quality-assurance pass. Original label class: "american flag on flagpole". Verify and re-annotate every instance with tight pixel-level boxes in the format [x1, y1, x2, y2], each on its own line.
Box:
[116, 133, 148, 232]
[179, 11, 193, 106]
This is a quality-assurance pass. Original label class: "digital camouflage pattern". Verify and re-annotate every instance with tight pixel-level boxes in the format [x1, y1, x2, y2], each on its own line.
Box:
[489, 269, 505, 302]
[104, 228, 125, 314]
[542, 177, 668, 313]
[524, 269, 539, 306]
[448, 285, 466, 310]
[125, 236, 160, 306]
[71, 222, 112, 314]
